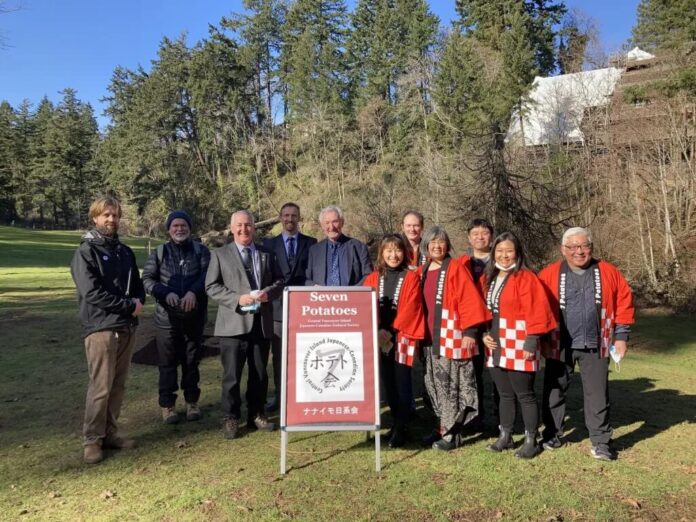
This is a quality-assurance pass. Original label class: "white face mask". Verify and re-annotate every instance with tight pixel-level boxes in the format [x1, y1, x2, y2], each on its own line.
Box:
[495, 262, 516, 272]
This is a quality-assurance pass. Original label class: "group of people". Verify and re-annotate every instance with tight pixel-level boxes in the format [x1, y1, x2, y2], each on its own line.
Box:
[71, 196, 634, 466]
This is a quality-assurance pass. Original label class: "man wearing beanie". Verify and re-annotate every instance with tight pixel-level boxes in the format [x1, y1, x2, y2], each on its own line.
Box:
[143, 210, 210, 424]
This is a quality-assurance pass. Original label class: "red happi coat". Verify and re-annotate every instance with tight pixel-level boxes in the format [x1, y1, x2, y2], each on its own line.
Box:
[363, 269, 426, 366]
[456, 254, 485, 297]
[422, 259, 492, 360]
[537, 259, 635, 360]
[481, 270, 556, 372]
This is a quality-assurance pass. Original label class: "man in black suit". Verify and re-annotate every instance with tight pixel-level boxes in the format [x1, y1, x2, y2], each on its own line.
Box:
[262, 202, 317, 411]
[305, 205, 373, 287]
[205, 210, 284, 439]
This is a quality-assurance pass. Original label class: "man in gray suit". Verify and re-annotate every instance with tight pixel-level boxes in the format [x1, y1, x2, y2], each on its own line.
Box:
[305, 205, 373, 286]
[206, 210, 284, 439]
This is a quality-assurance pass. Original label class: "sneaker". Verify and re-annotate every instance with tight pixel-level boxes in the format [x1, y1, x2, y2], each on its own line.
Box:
[591, 444, 617, 461]
[83, 443, 103, 464]
[103, 436, 137, 450]
[253, 415, 275, 432]
[223, 417, 240, 439]
[186, 402, 202, 422]
[162, 406, 179, 425]
[542, 436, 564, 451]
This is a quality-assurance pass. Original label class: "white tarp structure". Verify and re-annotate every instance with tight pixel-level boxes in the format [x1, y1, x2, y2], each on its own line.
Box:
[506, 67, 623, 146]
[627, 46, 655, 62]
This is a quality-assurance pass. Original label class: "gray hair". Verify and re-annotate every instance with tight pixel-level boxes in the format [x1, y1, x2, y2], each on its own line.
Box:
[319, 205, 344, 222]
[231, 209, 255, 224]
[562, 226, 592, 245]
[420, 225, 452, 256]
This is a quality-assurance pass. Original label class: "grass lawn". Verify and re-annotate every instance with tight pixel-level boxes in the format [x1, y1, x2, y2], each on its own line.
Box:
[0, 224, 694, 521]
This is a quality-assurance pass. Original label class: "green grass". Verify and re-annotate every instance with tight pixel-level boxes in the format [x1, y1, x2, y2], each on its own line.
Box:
[0, 225, 695, 521]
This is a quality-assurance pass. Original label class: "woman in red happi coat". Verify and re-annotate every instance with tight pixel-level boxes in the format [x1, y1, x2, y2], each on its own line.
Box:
[481, 232, 556, 459]
[363, 234, 425, 448]
[420, 226, 491, 451]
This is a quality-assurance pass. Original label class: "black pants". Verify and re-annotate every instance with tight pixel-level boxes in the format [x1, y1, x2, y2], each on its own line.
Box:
[542, 350, 611, 445]
[472, 345, 499, 422]
[220, 317, 270, 421]
[269, 320, 283, 404]
[156, 321, 204, 408]
[380, 351, 412, 429]
[490, 366, 538, 433]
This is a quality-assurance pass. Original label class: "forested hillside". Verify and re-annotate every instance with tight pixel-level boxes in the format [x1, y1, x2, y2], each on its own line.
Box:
[1, 0, 695, 305]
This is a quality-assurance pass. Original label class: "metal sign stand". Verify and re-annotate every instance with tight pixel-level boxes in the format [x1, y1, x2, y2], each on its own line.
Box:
[279, 286, 381, 474]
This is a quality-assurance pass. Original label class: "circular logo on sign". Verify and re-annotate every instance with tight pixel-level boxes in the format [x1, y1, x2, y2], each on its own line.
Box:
[302, 337, 358, 395]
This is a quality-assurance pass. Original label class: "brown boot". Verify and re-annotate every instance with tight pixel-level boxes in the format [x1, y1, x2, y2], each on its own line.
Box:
[186, 402, 202, 422]
[83, 443, 103, 464]
[103, 436, 137, 450]
[222, 417, 239, 439]
[162, 406, 179, 424]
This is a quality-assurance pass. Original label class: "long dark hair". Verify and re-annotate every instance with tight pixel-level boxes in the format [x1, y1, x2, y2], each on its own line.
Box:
[484, 231, 528, 282]
[375, 234, 409, 274]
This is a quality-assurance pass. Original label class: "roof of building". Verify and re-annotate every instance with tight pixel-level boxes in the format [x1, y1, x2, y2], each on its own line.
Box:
[506, 67, 623, 146]
[626, 47, 656, 62]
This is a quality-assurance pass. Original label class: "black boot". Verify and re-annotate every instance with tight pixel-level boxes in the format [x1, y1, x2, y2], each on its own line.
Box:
[388, 426, 408, 448]
[487, 427, 514, 452]
[515, 430, 541, 459]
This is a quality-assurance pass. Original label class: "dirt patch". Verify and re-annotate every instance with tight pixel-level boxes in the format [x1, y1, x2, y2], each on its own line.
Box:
[131, 319, 220, 366]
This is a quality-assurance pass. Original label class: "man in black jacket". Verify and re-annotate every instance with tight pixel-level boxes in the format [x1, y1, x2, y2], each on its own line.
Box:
[70, 196, 145, 464]
[142, 210, 210, 424]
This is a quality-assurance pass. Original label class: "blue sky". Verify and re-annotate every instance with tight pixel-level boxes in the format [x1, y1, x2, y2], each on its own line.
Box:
[0, 0, 640, 129]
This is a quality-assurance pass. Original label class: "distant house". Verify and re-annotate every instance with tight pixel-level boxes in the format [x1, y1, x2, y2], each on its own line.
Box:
[506, 48, 658, 148]
[506, 68, 622, 147]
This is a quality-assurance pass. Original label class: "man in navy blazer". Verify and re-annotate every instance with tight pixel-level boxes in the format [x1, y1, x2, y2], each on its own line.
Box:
[305, 205, 373, 287]
[262, 202, 317, 411]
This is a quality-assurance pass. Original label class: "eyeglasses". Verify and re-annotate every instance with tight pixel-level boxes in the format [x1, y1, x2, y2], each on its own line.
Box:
[563, 243, 592, 252]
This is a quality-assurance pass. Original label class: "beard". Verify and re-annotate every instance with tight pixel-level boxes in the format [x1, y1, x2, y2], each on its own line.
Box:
[96, 223, 118, 237]
[171, 232, 190, 243]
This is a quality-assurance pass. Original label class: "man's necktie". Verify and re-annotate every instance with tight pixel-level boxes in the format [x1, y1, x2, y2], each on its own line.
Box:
[241, 247, 258, 290]
[327, 242, 340, 286]
[287, 236, 296, 269]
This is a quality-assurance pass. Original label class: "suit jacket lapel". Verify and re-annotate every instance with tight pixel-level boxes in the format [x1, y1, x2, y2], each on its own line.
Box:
[275, 236, 291, 276]
[258, 246, 268, 286]
[227, 244, 249, 291]
[317, 240, 327, 286]
[339, 241, 351, 286]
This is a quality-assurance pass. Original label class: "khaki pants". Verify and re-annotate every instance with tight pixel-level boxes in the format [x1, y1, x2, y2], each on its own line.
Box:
[83, 328, 136, 445]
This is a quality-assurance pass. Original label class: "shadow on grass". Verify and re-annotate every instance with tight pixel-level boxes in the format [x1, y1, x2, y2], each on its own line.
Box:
[286, 435, 377, 473]
[558, 376, 695, 450]
[611, 377, 696, 450]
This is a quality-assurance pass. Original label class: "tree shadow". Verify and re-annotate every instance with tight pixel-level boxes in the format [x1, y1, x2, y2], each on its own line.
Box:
[609, 377, 695, 450]
[558, 376, 695, 450]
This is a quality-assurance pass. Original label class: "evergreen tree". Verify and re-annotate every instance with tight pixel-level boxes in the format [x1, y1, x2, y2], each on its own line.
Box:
[632, 0, 696, 51]
[222, 0, 286, 128]
[0, 101, 14, 220]
[455, 0, 565, 75]
[347, 0, 437, 104]
[281, 0, 350, 119]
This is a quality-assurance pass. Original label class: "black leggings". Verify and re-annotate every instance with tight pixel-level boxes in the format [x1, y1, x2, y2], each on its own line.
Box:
[489, 367, 538, 433]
